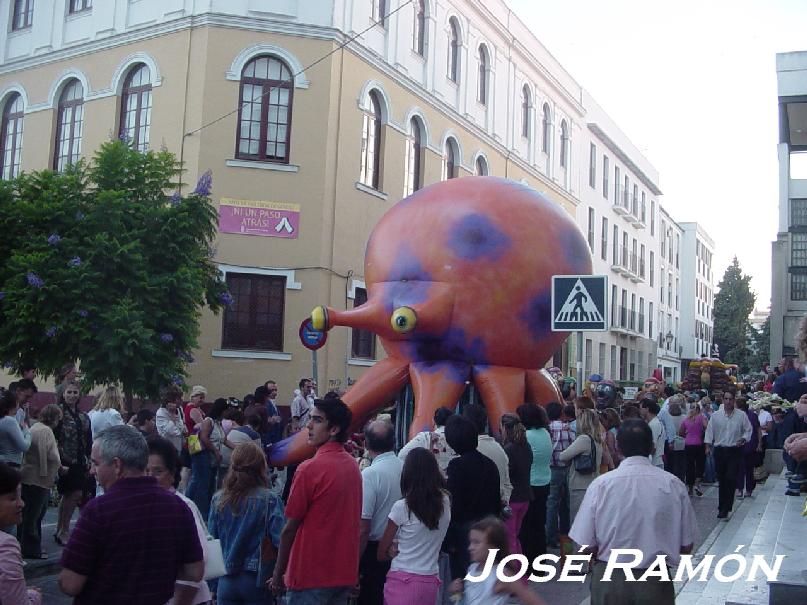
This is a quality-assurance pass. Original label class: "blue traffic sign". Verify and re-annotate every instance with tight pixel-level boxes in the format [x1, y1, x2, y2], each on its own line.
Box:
[299, 318, 327, 350]
[551, 275, 608, 331]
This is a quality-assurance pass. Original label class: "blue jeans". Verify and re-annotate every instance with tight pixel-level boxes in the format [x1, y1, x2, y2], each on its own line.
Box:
[217, 570, 268, 605]
[286, 587, 351, 605]
[545, 466, 570, 545]
[185, 450, 216, 522]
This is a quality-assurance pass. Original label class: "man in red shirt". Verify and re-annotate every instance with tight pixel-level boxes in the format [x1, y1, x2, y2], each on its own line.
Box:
[270, 397, 361, 604]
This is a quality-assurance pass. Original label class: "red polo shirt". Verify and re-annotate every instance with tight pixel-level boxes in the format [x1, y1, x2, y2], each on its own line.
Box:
[284, 441, 362, 590]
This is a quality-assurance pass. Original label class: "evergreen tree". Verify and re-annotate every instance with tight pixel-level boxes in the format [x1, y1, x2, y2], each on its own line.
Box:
[713, 258, 756, 372]
[0, 140, 230, 401]
[748, 315, 771, 373]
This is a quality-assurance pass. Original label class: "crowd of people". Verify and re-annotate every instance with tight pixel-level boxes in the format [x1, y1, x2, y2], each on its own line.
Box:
[0, 363, 801, 605]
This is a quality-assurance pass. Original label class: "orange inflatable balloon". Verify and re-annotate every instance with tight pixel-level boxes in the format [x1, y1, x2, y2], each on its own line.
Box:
[268, 177, 591, 465]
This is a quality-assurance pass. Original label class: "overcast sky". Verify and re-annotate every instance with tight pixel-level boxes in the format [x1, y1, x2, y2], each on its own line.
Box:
[507, 0, 807, 309]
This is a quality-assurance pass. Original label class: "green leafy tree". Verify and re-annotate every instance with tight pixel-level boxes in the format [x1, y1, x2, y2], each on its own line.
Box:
[748, 315, 771, 373]
[713, 257, 756, 372]
[0, 140, 229, 403]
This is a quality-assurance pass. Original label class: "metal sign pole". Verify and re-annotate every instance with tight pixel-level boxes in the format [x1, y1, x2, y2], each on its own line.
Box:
[576, 331, 583, 385]
[312, 349, 318, 394]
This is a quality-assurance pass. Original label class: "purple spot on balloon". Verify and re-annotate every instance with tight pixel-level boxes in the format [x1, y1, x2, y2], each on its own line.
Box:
[447, 214, 511, 262]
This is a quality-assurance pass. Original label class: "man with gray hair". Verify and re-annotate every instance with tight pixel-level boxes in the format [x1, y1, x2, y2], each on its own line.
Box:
[59, 425, 203, 605]
[358, 419, 403, 605]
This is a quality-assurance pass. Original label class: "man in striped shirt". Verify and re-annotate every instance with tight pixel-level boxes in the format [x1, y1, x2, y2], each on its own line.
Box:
[546, 401, 575, 548]
[59, 425, 203, 605]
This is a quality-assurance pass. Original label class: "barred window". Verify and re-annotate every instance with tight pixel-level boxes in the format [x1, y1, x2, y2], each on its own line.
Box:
[447, 18, 460, 82]
[360, 91, 383, 189]
[793, 273, 807, 301]
[222, 274, 285, 351]
[404, 117, 423, 196]
[791, 199, 807, 227]
[793, 232, 807, 266]
[236, 56, 293, 163]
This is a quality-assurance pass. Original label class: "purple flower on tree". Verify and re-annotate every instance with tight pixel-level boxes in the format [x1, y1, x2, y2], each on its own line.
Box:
[0, 292, 5, 301]
[169, 192, 182, 206]
[47, 233, 61, 246]
[176, 350, 195, 364]
[193, 170, 213, 196]
[26, 273, 44, 288]
[160, 333, 174, 343]
[75, 211, 85, 221]
[45, 326, 57, 338]
[218, 291, 235, 307]
[2, 362, 13, 370]
[67, 257, 82, 268]
[170, 375, 184, 386]
[77, 309, 89, 318]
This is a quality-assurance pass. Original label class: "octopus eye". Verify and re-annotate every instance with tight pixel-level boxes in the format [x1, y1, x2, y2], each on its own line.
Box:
[390, 307, 417, 334]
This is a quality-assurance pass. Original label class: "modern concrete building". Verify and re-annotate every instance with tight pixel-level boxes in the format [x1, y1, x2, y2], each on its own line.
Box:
[771, 50, 807, 362]
[656, 206, 683, 383]
[679, 222, 715, 364]
[575, 91, 661, 384]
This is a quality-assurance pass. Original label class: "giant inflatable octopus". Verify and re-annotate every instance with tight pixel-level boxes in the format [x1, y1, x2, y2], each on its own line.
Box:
[268, 176, 592, 465]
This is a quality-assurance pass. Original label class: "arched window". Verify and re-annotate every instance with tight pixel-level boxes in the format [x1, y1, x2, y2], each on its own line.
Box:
[475, 155, 488, 176]
[447, 18, 460, 83]
[372, 0, 387, 26]
[236, 55, 294, 163]
[119, 64, 152, 152]
[560, 119, 568, 168]
[54, 80, 84, 171]
[521, 85, 532, 139]
[442, 137, 458, 180]
[360, 91, 383, 190]
[413, 0, 426, 56]
[477, 45, 488, 105]
[0, 94, 24, 180]
[404, 117, 423, 196]
[541, 103, 551, 153]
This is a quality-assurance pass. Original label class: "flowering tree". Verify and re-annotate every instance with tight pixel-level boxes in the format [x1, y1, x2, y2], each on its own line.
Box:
[0, 140, 230, 402]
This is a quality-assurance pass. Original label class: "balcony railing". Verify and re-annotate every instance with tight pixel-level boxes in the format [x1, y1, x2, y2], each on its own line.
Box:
[613, 184, 630, 215]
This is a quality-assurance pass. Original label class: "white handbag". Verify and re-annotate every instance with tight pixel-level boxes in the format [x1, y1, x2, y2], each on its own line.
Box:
[202, 535, 226, 581]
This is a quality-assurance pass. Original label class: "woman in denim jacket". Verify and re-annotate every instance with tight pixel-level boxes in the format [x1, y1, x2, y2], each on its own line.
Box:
[208, 441, 285, 605]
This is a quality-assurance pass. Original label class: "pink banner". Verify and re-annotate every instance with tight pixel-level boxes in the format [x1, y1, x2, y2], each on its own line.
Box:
[218, 198, 300, 239]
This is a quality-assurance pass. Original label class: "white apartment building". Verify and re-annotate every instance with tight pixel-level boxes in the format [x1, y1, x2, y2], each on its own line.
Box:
[656, 206, 683, 382]
[576, 92, 661, 384]
[771, 50, 807, 362]
[679, 222, 715, 361]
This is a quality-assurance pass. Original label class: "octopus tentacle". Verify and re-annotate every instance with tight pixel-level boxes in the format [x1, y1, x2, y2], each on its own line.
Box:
[408, 361, 470, 438]
[266, 356, 410, 466]
[525, 368, 563, 406]
[472, 365, 526, 436]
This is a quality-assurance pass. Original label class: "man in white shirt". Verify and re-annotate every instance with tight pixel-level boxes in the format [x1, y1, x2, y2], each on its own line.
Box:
[290, 378, 315, 433]
[640, 398, 666, 468]
[463, 405, 512, 506]
[570, 419, 697, 605]
[704, 389, 752, 519]
[358, 420, 403, 605]
[397, 407, 456, 475]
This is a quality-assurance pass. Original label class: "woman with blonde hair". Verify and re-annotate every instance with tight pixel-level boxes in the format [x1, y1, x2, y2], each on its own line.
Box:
[88, 386, 124, 440]
[558, 408, 603, 523]
[208, 442, 285, 605]
[499, 413, 532, 556]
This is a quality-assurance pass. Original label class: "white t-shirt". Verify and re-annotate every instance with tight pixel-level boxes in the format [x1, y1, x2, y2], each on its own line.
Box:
[463, 562, 508, 605]
[758, 409, 773, 436]
[648, 416, 666, 468]
[88, 409, 124, 441]
[388, 494, 451, 576]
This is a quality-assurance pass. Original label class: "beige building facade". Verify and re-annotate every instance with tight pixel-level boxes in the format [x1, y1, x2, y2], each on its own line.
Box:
[1, 0, 642, 402]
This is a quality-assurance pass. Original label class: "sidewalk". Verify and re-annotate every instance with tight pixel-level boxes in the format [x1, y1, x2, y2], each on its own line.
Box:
[676, 470, 807, 605]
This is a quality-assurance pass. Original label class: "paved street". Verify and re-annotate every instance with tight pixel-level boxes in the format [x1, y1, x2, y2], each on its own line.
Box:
[28, 479, 728, 605]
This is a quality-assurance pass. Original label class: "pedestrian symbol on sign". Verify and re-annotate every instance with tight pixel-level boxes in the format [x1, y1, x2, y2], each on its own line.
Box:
[555, 280, 603, 324]
[551, 275, 608, 331]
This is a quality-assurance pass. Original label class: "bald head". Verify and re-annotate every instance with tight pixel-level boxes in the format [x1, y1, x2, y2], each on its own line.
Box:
[365, 419, 395, 454]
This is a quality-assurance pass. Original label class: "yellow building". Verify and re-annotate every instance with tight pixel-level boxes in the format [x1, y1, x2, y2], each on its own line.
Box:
[0, 1, 586, 403]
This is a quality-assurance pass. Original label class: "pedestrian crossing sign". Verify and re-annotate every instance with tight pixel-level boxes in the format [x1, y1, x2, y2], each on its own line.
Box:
[551, 275, 608, 331]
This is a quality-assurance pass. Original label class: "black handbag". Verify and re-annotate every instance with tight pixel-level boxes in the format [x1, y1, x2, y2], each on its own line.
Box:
[573, 435, 597, 475]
